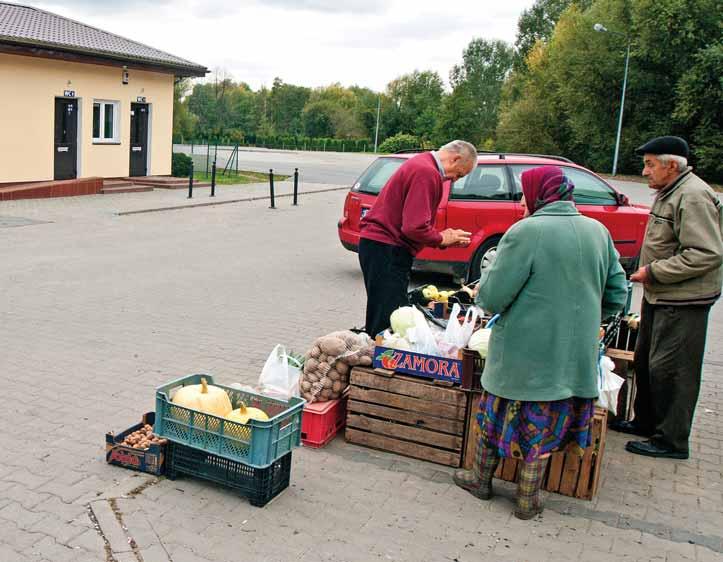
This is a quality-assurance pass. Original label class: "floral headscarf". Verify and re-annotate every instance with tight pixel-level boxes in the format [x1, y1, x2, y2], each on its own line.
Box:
[521, 165, 575, 214]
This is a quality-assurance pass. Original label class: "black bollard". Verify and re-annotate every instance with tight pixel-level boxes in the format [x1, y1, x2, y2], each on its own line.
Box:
[187, 161, 194, 199]
[293, 168, 299, 206]
[210, 161, 217, 197]
[269, 169, 275, 209]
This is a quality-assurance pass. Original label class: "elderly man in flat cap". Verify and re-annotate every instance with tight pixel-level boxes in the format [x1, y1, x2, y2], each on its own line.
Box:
[612, 136, 723, 459]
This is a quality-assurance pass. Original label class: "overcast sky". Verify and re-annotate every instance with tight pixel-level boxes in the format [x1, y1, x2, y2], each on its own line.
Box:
[32, 0, 536, 91]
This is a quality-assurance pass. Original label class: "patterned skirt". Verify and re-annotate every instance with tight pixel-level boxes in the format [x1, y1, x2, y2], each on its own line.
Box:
[477, 390, 595, 462]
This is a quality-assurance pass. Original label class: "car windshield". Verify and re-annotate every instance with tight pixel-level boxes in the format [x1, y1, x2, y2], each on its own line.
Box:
[353, 157, 404, 194]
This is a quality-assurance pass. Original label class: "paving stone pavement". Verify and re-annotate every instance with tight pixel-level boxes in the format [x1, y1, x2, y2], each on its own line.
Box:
[1, 187, 721, 562]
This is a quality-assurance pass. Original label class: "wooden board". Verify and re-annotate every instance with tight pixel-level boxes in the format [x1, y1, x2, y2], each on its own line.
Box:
[461, 392, 481, 470]
[345, 428, 461, 467]
[347, 414, 463, 450]
[606, 348, 634, 362]
[351, 368, 466, 407]
[349, 386, 465, 420]
[348, 400, 464, 435]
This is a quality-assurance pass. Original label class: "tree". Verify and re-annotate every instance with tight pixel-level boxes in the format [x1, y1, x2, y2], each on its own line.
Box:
[436, 38, 514, 146]
[673, 42, 723, 181]
[269, 78, 310, 136]
[302, 100, 336, 137]
[514, 0, 593, 68]
[386, 71, 444, 142]
[173, 78, 197, 141]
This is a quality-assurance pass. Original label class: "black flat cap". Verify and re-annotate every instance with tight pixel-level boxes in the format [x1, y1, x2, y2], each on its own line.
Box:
[635, 136, 689, 158]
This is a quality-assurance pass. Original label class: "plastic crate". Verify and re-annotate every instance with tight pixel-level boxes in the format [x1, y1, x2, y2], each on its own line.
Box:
[461, 348, 484, 391]
[155, 374, 305, 468]
[301, 397, 347, 448]
[165, 441, 291, 507]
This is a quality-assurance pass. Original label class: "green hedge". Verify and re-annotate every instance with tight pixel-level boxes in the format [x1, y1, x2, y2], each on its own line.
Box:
[172, 152, 193, 177]
[377, 133, 421, 154]
[178, 136, 372, 153]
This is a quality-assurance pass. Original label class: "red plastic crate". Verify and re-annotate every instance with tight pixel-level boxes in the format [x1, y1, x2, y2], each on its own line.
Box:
[301, 396, 347, 448]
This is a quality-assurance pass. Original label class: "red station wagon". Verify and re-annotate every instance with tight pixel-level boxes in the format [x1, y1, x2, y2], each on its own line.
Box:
[338, 152, 650, 283]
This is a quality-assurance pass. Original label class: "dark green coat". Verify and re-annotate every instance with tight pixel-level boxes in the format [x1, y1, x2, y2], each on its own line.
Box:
[475, 201, 628, 401]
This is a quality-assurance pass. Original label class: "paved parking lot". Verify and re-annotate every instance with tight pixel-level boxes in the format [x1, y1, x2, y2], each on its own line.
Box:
[1, 185, 721, 562]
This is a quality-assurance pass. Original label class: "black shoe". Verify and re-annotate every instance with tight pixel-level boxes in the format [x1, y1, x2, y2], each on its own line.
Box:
[610, 420, 652, 437]
[625, 440, 688, 459]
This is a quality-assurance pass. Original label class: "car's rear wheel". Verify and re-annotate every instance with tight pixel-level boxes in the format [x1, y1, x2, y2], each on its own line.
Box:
[467, 237, 501, 284]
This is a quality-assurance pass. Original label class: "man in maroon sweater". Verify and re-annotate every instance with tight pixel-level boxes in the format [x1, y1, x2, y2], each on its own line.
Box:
[359, 140, 476, 337]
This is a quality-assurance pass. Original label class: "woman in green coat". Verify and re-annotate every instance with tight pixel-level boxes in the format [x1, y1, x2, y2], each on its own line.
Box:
[454, 165, 628, 519]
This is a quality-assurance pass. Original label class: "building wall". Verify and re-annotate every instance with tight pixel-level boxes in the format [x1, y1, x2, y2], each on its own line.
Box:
[0, 52, 174, 183]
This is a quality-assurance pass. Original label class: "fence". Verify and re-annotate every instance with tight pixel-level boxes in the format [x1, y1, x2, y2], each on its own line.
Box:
[173, 136, 371, 154]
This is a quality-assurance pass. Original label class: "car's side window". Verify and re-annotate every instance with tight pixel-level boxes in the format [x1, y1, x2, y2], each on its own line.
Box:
[450, 165, 510, 200]
[510, 165, 617, 206]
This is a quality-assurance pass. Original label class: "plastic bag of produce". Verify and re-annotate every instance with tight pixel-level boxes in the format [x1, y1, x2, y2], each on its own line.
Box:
[444, 304, 479, 349]
[406, 307, 441, 356]
[596, 355, 624, 415]
[258, 344, 302, 401]
[301, 331, 374, 403]
[468, 328, 492, 359]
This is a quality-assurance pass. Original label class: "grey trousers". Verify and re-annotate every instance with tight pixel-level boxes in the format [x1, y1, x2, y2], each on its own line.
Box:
[632, 298, 711, 452]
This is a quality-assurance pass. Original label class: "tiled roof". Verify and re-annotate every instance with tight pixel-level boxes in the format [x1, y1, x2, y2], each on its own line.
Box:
[0, 2, 207, 76]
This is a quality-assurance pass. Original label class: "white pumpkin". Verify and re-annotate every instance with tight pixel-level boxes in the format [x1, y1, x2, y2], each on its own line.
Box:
[172, 377, 232, 417]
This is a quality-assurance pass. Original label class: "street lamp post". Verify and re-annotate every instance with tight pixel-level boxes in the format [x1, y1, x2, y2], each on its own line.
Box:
[594, 23, 631, 176]
[373, 94, 381, 153]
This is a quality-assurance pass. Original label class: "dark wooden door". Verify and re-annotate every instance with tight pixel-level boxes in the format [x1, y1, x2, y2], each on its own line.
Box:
[54, 98, 77, 180]
[129, 103, 149, 176]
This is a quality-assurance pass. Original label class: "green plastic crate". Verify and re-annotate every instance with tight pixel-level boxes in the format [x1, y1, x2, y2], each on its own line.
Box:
[155, 374, 304, 468]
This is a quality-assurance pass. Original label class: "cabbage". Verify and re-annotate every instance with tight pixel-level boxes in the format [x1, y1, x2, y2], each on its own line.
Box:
[390, 307, 416, 338]
[382, 333, 412, 351]
[468, 328, 492, 359]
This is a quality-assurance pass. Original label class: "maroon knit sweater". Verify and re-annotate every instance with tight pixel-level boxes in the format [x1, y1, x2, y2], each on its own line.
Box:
[359, 152, 444, 255]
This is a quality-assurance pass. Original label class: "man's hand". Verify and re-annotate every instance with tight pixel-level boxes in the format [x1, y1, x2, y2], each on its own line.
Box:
[440, 228, 472, 248]
[630, 266, 650, 284]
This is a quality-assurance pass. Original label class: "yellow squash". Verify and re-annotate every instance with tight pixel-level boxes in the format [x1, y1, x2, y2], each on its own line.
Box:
[171, 377, 233, 417]
[226, 402, 269, 425]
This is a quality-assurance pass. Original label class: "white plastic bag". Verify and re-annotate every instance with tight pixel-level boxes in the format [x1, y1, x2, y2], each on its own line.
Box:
[258, 344, 302, 401]
[468, 328, 492, 359]
[443, 304, 480, 348]
[406, 308, 441, 356]
[596, 355, 625, 415]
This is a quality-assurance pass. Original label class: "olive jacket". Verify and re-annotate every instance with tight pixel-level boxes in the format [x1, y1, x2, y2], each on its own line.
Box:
[642, 169, 723, 305]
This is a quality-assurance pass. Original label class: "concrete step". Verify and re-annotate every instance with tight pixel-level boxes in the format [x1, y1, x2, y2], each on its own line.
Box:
[100, 185, 154, 194]
[103, 179, 135, 188]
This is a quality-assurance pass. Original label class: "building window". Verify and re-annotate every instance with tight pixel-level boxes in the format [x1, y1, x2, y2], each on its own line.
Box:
[92, 101, 120, 143]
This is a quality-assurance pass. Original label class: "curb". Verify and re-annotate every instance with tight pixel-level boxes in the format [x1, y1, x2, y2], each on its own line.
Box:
[116, 186, 349, 216]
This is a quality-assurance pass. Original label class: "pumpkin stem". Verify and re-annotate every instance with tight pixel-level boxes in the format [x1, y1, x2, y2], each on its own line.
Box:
[200, 378, 208, 394]
[238, 402, 247, 413]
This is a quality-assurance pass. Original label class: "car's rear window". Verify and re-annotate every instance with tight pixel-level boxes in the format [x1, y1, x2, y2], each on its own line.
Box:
[352, 157, 404, 194]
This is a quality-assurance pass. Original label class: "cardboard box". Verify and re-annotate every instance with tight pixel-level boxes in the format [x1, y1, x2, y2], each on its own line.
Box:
[106, 412, 165, 475]
[373, 336, 463, 384]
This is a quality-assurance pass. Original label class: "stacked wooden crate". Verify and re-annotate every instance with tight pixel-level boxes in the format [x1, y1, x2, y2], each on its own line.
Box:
[345, 367, 467, 467]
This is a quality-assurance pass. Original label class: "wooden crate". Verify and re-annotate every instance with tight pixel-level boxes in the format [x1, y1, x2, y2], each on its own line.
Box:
[345, 367, 467, 467]
[605, 348, 635, 424]
[464, 398, 607, 501]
